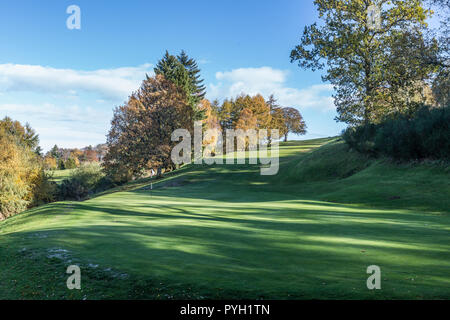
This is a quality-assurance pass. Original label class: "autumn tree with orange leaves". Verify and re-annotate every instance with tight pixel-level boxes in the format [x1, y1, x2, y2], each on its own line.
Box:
[103, 74, 194, 182]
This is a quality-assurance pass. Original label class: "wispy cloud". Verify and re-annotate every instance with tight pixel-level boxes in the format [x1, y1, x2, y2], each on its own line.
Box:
[208, 67, 335, 111]
[0, 102, 112, 150]
[0, 63, 154, 101]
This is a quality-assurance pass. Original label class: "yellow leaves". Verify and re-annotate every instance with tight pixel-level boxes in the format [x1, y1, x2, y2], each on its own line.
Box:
[0, 126, 48, 218]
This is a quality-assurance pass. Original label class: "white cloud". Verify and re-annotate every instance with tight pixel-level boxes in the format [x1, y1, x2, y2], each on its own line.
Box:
[208, 67, 335, 111]
[0, 63, 154, 101]
[0, 102, 112, 151]
[0, 102, 111, 124]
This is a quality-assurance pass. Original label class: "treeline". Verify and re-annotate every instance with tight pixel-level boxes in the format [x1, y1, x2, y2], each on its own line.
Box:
[44, 144, 107, 170]
[291, 0, 449, 160]
[0, 117, 112, 219]
[1, 49, 308, 219]
[0, 118, 55, 220]
[103, 51, 307, 183]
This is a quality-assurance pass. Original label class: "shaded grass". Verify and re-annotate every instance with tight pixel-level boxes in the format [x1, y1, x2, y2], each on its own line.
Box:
[47, 169, 76, 184]
[1, 138, 449, 299]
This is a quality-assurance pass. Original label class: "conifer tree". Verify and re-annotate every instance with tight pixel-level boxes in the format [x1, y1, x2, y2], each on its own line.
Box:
[177, 50, 206, 100]
[154, 51, 206, 121]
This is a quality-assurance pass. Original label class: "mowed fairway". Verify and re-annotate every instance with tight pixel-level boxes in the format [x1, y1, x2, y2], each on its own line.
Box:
[1, 138, 449, 299]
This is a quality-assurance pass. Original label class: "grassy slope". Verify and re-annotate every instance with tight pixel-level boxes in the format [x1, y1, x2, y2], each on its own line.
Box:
[1, 138, 449, 299]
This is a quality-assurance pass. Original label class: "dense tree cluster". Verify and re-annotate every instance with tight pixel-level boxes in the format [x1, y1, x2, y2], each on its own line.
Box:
[104, 52, 307, 182]
[44, 144, 107, 170]
[0, 118, 55, 219]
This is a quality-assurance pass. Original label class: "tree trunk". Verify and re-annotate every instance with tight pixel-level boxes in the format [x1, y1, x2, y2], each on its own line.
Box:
[284, 133, 288, 142]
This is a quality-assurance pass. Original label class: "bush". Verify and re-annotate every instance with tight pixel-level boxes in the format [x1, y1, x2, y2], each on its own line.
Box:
[58, 163, 113, 200]
[30, 170, 58, 206]
[64, 157, 78, 169]
[343, 105, 450, 160]
[59, 178, 90, 201]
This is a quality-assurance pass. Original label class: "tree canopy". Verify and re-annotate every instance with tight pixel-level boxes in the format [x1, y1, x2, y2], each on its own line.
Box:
[290, 0, 437, 125]
[154, 51, 206, 121]
[103, 74, 194, 181]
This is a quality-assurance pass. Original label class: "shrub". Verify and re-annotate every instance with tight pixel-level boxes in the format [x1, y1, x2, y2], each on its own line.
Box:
[58, 163, 113, 200]
[59, 178, 90, 201]
[343, 105, 450, 160]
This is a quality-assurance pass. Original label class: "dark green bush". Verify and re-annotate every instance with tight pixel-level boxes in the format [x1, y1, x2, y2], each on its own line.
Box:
[343, 105, 450, 160]
[59, 178, 90, 201]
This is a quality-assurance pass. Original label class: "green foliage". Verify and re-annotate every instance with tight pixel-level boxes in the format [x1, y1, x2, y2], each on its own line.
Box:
[58, 163, 107, 201]
[290, 0, 437, 124]
[177, 50, 206, 100]
[429, 0, 450, 106]
[154, 50, 206, 121]
[30, 171, 58, 206]
[64, 157, 78, 169]
[0, 117, 40, 153]
[343, 105, 450, 160]
[58, 159, 66, 170]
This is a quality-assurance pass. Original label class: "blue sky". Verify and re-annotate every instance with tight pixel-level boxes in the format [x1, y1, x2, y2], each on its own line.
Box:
[0, 0, 378, 150]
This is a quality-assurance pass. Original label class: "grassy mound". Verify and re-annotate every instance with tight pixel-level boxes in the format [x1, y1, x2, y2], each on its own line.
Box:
[282, 138, 373, 182]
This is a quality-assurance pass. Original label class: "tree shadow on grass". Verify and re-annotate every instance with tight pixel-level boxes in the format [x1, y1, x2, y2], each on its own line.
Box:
[4, 198, 449, 299]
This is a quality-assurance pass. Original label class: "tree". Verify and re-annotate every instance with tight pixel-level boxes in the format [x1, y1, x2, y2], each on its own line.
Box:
[58, 159, 66, 170]
[44, 156, 58, 170]
[0, 117, 40, 153]
[428, 0, 450, 106]
[154, 51, 205, 121]
[235, 108, 258, 131]
[290, 0, 434, 124]
[218, 99, 237, 131]
[217, 94, 272, 131]
[197, 99, 221, 157]
[267, 95, 288, 145]
[282, 107, 307, 142]
[65, 157, 79, 169]
[84, 146, 98, 162]
[103, 74, 194, 182]
[0, 122, 54, 219]
[49, 145, 62, 159]
[177, 50, 206, 100]
[377, 29, 439, 118]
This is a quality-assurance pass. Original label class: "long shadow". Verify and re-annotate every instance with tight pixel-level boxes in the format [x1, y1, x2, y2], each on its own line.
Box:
[3, 200, 449, 299]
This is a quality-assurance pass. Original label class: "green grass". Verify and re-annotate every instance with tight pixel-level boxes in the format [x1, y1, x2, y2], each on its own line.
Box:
[48, 169, 76, 184]
[1, 138, 449, 299]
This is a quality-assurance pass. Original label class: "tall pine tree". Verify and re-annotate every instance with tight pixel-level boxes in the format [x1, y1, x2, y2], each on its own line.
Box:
[154, 50, 206, 121]
[177, 50, 206, 100]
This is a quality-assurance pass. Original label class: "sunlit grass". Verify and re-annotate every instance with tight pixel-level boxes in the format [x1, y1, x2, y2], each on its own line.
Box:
[1, 138, 449, 299]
